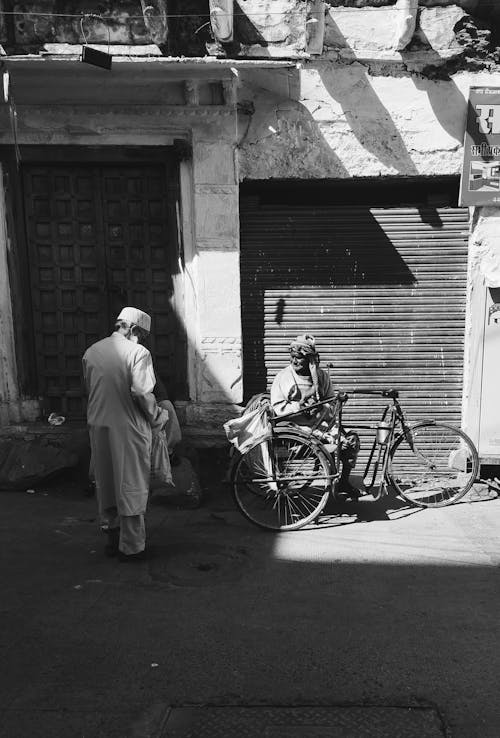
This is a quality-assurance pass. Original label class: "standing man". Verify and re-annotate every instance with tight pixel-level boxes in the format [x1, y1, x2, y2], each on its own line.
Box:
[270, 334, 361, 501]
[82, 307, 168, 562]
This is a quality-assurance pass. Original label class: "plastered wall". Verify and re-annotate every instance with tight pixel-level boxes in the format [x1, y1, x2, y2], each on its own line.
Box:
[237, 66, 500, 180]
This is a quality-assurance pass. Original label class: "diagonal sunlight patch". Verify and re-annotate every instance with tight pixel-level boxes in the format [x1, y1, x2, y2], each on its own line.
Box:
[271, 506, 499, 568]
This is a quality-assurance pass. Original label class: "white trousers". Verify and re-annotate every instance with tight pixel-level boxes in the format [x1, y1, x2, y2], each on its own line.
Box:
[100, 506, 146, 555]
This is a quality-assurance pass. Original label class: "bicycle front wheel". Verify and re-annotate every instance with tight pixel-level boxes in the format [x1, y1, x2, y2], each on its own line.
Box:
[387, 421, 479, 508]
[232, 429, 334, 531]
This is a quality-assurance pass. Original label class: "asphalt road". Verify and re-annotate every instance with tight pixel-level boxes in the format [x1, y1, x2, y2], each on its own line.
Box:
[0, 470, 499, 738]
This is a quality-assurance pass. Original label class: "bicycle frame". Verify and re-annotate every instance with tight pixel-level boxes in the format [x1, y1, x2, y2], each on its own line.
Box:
[269, 394, 344, 479]
[231, 385, 482, 529]
[270, 387, 413, 499]
[345, 389, 411, 497]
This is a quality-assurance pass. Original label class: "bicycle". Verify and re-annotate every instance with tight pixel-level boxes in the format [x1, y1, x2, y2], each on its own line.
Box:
[230, 389, 480, 531]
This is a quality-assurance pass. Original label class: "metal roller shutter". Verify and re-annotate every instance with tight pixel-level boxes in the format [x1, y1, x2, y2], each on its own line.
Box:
[240, 188, 469, 458]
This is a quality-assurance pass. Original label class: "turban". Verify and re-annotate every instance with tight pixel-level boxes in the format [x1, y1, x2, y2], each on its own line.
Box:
[289, 334, 318, 357]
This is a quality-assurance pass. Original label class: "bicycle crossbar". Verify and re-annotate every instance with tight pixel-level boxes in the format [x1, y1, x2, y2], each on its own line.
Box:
[271, 395, 344, 422]
[346, 388, 399, 399]
[243, 474, 340, 483]
[270, 390, 400, 425]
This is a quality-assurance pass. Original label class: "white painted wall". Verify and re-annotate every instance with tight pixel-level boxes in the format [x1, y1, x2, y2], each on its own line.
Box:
[238, 67, 500, 180]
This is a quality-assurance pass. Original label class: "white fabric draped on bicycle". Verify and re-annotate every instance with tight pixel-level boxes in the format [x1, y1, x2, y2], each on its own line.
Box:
[224, 407, 278, 494]
[223, 406, 272, 454]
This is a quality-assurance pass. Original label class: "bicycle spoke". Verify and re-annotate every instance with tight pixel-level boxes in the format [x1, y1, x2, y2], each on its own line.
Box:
[233, 432, 332, 530]
[287, 491, 316, 518]
[388, 422, 478, 508]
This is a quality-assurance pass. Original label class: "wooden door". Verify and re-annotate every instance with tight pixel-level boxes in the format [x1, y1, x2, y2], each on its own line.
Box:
[23, 162, 186, 419]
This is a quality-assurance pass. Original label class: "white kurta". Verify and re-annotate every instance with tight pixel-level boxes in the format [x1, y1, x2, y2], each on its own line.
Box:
[82, 332, 157, 517]
[270, 364, 334, 427]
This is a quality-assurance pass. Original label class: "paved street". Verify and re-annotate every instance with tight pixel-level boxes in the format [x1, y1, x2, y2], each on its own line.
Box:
[1, 463, 499, 738]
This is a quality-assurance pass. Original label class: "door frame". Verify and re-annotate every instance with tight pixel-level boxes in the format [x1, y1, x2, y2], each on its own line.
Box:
[1, 144, 186, 409]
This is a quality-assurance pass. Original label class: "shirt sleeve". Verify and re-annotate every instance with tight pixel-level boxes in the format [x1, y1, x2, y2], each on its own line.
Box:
[131, 349, 170, 428]
[82, 354, 90, 395]
[319, 368, 335, 400]
[130, 350, 156, 397]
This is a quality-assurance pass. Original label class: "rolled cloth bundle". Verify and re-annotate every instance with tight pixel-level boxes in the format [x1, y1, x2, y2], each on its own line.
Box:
[290, 334, 320, 401]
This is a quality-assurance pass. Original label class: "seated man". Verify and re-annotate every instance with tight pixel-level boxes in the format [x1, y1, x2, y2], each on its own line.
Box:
[270, 334, 361, 501]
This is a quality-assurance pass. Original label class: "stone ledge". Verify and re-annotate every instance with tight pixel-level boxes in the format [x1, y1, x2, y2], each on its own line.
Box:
[0, 419, 229, 450]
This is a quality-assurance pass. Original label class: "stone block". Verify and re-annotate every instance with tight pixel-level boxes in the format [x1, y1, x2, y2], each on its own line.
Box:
[0, 436, 80, 490]
[185, 402, 242, 429]
[324, 7, 397, 54]
[193, 143, 236, 186]
[194, 185, 239, 240]
[307, 0, 325, 55]
[197, 251, 241, 334]
[417, 7, 467, 51]
[12, 1, 154, 46]
[235, 0, 306, 53]
[199, 351, 242, 403]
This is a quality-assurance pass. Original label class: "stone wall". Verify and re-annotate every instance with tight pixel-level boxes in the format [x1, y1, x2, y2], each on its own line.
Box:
[0, 0, 166, 49]
[2, 0, 499, 69]
[237, 65, 500, 180]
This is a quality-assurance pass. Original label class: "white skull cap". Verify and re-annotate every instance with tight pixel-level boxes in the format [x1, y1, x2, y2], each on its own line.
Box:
[116, 306, 151, 332]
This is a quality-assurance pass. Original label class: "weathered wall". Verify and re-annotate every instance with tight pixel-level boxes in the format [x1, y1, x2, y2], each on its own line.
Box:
[462, 208, 500, 454]
[0, 62, 242, 441]
[237, 65, 500, 180]
[0, 0, 171, 48]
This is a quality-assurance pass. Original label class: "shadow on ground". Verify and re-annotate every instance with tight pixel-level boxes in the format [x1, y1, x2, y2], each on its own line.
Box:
[1, 448, 499, 738]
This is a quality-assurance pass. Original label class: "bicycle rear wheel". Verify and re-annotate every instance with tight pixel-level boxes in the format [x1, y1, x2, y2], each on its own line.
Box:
[387, 421, 479, 507]
[232, 429, 334, 531]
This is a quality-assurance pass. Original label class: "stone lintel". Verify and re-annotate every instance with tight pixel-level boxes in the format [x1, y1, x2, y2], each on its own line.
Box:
[185, 402, 243, 429]
[196, 239, 239, 252]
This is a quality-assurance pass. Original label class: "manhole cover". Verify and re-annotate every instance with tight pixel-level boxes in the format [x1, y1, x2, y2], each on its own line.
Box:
[149, 543, 249, 587]
[161, 706, 445, 737]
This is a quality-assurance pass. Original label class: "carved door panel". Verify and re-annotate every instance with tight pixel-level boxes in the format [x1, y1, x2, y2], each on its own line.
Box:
[100, 166, 184, 403]
[23, 162, 185, 419]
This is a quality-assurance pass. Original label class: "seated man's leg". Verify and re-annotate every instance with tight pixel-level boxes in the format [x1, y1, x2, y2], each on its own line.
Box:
[338, 432, 361, 499]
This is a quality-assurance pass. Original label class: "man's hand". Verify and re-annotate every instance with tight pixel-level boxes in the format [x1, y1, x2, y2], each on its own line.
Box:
[151, 406, 169, 434]
[299, 387, 318, 407]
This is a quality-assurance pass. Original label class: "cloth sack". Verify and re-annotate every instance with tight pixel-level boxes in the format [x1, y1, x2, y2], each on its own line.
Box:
[151, 456, 203, 508]
[223, 406, 271, 454]
[150, 429, 174, 490]
[158, 399, 182, 449]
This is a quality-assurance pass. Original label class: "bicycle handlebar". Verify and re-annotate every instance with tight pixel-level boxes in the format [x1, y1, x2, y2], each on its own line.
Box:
[271, 393, 346, 422]
[347, 388, 399, 399]
[271, 389, 400, 424]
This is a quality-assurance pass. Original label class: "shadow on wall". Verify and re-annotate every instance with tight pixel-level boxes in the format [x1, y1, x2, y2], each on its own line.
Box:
[314, 19, 466, 232]
[308, 19, 465, 233]
[239, 31, 462, 234]
[400, 29, 468, 144]
[238, 65, 350, 179]
[239, 182, 418, 400]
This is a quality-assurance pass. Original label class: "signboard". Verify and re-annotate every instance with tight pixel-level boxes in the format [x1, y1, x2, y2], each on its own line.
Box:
[459, 86, 500, 207]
